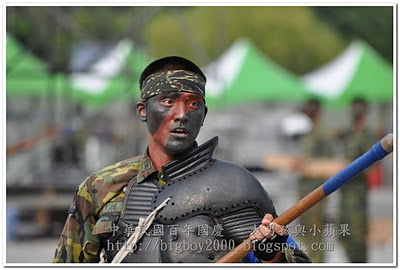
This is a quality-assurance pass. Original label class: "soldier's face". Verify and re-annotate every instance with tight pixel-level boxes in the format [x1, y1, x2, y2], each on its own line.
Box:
[143, 92, 207, 156]
[351, 102, 367, 122]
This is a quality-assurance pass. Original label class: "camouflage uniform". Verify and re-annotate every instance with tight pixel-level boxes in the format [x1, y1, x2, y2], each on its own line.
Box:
[298, 127, 333, 263]
[53, 148, 310, 263]
[52, 153, 152, 263]
[339, 128, 376, 262]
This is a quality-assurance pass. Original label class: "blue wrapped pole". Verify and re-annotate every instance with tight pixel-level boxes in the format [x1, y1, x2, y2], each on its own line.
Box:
[322, 136, 392, 195]
[217, 133, 393, 263]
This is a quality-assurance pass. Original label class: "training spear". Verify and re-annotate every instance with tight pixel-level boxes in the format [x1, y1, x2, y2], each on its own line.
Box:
[217, 133, 393, 263]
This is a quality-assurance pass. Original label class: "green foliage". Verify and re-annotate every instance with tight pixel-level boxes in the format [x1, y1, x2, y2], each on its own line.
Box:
[7, 6, 392, 75]
[72, 7, 132, 40]
[7, 7, 77, 72]
[143, 6, 346, 74]
[6, 7, 156, 72]
[313, 6, 393, 64]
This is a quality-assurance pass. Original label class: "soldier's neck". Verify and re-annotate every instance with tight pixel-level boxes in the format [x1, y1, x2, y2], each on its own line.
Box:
[147, 141, 174, 172]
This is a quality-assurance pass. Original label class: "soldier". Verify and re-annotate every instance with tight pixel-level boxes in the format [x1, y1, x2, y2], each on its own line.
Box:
[296, 99, 333, 263]
[53, 56, 311, 263]
[338, 98, 376, 262]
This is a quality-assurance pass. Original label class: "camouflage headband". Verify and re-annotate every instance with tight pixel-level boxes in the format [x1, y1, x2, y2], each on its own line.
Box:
[140, 70, 206, 102]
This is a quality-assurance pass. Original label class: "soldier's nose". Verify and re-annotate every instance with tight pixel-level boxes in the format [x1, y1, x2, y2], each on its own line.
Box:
[174, 103, 189, 123]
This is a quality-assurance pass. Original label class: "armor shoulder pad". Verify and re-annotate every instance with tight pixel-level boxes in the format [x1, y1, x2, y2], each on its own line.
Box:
[213, 159, 262, 186]
[153, 159, 276, 224]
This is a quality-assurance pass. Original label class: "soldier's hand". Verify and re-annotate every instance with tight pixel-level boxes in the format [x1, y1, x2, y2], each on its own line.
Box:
[250, 214, 288, 263]
[250, 214, 286, 241]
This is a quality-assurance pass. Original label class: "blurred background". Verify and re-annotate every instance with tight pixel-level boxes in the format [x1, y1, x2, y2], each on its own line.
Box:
[5, 6, 394, 263]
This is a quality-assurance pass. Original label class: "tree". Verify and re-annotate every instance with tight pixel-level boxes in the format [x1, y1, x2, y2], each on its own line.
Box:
[6, 7, 162, 72]
[143, 6, 346, 74]
[312, 7, 393, 64]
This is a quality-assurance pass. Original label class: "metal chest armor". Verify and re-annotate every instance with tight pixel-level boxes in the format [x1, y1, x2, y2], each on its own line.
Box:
[102, 137, 277, 263]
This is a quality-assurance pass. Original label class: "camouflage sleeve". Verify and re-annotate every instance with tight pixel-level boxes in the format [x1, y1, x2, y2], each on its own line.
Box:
[53, 176, 101, 263]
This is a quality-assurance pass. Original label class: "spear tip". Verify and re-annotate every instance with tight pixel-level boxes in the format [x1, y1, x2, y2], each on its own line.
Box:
[381, 133, 393, 153]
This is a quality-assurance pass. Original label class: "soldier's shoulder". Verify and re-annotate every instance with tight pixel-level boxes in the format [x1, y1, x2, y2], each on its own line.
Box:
[213, 159, 259, 182]
[82, 155, 144, 187]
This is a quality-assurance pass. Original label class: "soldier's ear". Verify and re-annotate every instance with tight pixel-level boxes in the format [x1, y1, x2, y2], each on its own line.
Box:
[137, 101, 147, 122]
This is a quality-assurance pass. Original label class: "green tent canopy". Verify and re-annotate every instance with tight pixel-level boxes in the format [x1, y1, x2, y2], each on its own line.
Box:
[302, 40, 393, 107]
[69, 39, 149, 107]
[7, 33, 149, 107]
[6, 33, 53, 97]
[204, 39, 312, 108]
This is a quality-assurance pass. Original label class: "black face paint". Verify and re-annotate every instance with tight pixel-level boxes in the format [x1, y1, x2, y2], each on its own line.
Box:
[146, 93, 182, 136]
[145, 92, 206, 156]
[164, 108, 204, 156]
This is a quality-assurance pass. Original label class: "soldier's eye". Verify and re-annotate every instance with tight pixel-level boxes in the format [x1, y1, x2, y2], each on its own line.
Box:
[189, 101, 199, 108]
[161, 98, 173, 106]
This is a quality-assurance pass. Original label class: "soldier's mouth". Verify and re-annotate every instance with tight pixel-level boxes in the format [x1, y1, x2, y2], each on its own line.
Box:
[171, 127, 189, 137]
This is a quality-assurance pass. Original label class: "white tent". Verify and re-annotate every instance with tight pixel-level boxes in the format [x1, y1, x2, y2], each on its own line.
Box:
[301, 40, 393, 106]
